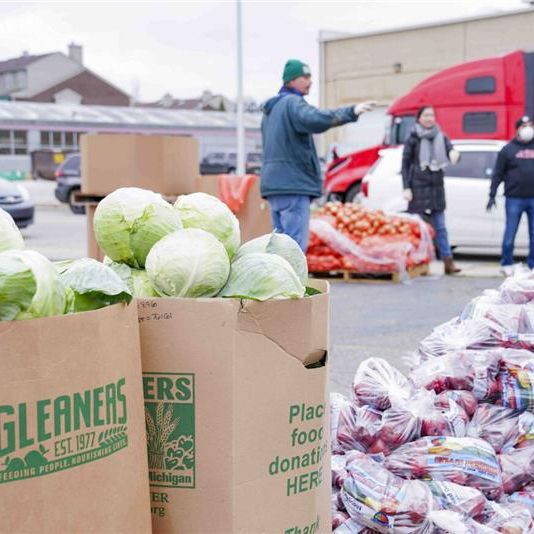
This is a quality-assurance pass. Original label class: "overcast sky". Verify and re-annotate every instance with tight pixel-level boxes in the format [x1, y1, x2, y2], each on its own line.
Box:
[0, 0, 528, 105]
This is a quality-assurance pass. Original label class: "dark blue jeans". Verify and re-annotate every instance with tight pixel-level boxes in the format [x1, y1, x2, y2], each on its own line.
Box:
[414, 210, 452, 259]
[267, 194, 311, 251]
[502, 197, 534, 268]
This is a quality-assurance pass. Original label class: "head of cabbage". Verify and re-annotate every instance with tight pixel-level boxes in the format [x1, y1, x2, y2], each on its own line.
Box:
[146, 228, 230, 298]
[234, 233, 307, 285]
[104, 257, 157, 298]
[174, 192, 240, 259]
[0, 250, 66, 321]
[0, 208, 24, 253]
[57, 258, 132, 312]
[219, 252, 305, 301]
[94, 187, 182, 268]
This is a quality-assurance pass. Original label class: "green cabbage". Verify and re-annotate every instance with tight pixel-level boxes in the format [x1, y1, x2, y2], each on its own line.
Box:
[0, 208, 24, 252]
[219, 252, 305, 301]
[94, 187, 182, 268]
[0, 250, 66, 320]
[234, 233, 308, 285]
[174, 192, 240, 258]
[146, 229, 230, 298]
[104, 258, 157, 298]
[58, 258, 132, 312]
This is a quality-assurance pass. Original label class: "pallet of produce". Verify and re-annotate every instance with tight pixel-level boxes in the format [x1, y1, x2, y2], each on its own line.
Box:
[307, 202, 434, 281]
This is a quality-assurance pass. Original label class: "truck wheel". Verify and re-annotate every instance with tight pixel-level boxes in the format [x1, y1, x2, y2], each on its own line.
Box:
[345, 182, 362, 203]
[69, 189, 86, 215]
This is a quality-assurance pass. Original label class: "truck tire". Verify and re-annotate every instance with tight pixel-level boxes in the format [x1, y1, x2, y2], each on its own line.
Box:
[345, 182, 362, 203]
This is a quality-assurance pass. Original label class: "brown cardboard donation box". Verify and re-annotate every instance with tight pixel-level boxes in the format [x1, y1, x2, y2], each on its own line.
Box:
[0, 304, 151, 534]
[81, 133, 199, 196]
[138, 281, 330, 534]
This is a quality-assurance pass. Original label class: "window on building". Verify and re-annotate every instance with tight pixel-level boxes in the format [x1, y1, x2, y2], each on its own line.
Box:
[13, 130, 27, 154]
[462, 112, 497, 134]
[0, 130, 10, 154]
[40, 131, 50, 147]
[0, 129, 28, 154]
[465, 76, 496, 95]
[65, 132, 75, 147]
[39, 130, 82, 149]
[16, 70, 27, 91]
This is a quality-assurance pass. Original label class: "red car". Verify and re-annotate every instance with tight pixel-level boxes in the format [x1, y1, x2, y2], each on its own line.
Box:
[323, 49, 534, 201]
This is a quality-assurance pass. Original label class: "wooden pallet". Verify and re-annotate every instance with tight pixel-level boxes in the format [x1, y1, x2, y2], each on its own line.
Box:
[309, 263, 430, 284]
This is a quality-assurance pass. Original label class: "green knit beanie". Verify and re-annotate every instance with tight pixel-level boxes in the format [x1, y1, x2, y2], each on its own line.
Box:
[282, 59, 311, 84]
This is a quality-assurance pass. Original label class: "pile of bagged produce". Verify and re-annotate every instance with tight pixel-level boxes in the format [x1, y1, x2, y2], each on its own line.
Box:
[307, 202, 434, 275]
[1, 188, 312, 322]
[331, 272, 534, 533]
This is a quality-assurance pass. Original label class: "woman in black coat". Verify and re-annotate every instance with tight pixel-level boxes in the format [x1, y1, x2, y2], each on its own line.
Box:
[401, 105, 461, 275]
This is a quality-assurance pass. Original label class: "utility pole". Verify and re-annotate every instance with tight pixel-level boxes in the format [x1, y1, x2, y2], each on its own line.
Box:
[236, 0, 245, 175]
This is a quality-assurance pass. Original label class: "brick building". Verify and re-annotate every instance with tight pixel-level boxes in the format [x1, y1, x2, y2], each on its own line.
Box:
[0, 43, 129, 106]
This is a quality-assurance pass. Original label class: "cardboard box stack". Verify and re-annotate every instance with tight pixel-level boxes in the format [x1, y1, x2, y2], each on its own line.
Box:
[0, 304, 152, 533]
[81, 133, 200, 261]
[138, 280, 330, 533]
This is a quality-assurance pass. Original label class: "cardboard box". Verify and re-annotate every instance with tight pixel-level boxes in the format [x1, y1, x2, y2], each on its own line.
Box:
[0, 304, 152, 533]
[138, 281, 330, 533]
[196, 174, 273, 243]
[81, 133, 199, 196]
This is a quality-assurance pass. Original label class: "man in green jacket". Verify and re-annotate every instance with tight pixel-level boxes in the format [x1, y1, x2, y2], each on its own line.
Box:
[261, 59, 375, 250]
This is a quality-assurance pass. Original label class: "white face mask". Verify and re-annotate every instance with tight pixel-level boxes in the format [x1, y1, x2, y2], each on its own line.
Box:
[519, 125, 534, 143]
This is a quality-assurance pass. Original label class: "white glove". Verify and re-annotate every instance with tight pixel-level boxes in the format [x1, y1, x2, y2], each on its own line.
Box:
[403, 189, 413, 202]
[354, 101, 377, 116]
[449, 149, 460, 165]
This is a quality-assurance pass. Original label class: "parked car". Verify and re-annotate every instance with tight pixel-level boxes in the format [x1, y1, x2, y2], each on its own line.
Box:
[360, 140, 528, 254]
[54, 153, 85, 214]
[199, 152, 262, 175]
[0, 178, 34, 228]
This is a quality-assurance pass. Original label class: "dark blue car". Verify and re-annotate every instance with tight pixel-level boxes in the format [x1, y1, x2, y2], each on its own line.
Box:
[0, 178, 34, 228]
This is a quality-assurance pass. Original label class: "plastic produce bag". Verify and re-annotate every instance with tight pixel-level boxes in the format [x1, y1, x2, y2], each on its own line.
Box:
[467, 404, 522, 453]
[421, 398, 468, 438]
[336, 402, 382, 453]
[476, 501, 533, 533]
[410, 350, 501, 401]
[507, 482, 534, 515]
[418, 319, 496, 359]
[427, 510, 496, 533]
[435, 390, 478, 418]
[427, 481, 486, 517]
[331, 392, 353, 453]
[353, 357, 414, 410]
[516, 411, 534, 448]
[385, 437, 503, 500]
[496, 351, 534, 412]
[332, 454, 349, 489]
[370, 394, 427, 455]
[410, 352, 474, 393]
[460, 291, 504, 321]
[500, 273, 534, 304]
[333, 510, 351, 530]
[499, 446, 534, 494]
[341, 451, 435, 533]
[333, 518, 372, 533]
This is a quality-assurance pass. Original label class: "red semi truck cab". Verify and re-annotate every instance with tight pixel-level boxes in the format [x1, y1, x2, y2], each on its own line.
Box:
[324, 49, 534, 201]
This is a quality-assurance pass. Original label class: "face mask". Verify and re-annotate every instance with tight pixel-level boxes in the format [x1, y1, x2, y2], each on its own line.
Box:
[519, 125, 534, 143]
